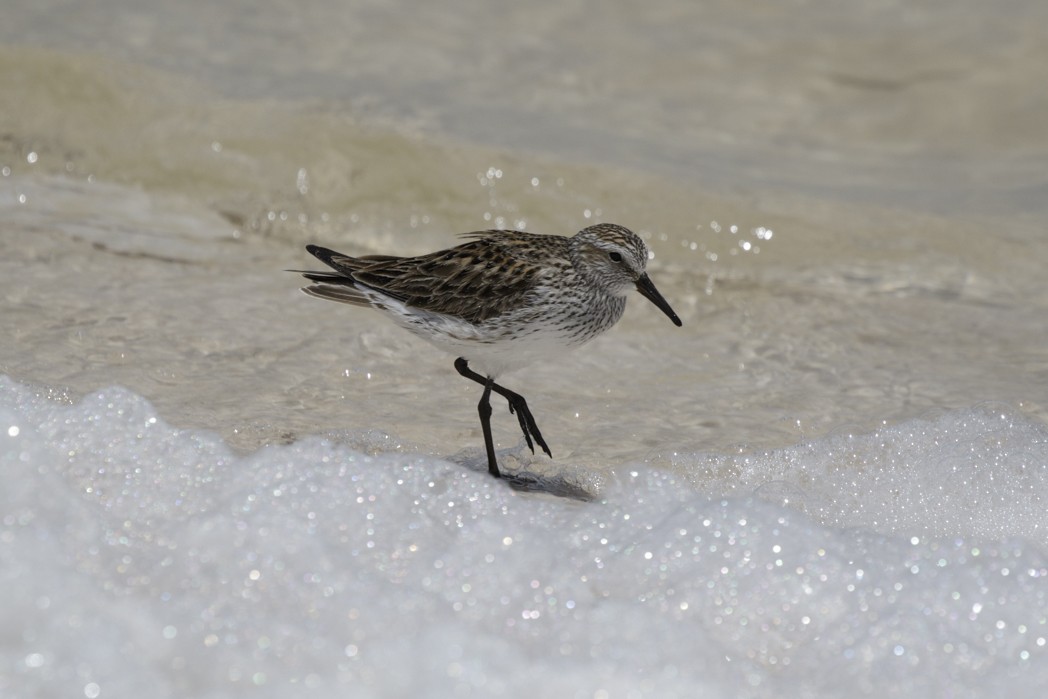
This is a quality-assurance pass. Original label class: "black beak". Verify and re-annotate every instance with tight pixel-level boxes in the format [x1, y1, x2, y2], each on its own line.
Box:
[635, 274, 682, 327]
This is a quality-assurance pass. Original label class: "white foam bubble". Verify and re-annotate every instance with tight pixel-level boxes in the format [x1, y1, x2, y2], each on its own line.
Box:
[2, 376, 1046, 697]
[673, 404, 1048, 542]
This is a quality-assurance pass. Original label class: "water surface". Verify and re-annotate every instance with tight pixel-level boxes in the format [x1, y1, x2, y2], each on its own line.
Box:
[3, 1, 1047, 696]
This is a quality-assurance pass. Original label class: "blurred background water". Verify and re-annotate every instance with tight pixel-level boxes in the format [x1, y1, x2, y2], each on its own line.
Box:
[2, 1, 1047, 697]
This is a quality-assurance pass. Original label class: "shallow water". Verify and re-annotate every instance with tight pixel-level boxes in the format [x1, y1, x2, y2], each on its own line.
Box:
[3, 0, 1048, 696]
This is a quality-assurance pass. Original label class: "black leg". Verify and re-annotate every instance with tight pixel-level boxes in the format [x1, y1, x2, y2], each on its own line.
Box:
[454, 358, 553, 472]
[492, 385, 552, 459]
[476, 378, 501, 477]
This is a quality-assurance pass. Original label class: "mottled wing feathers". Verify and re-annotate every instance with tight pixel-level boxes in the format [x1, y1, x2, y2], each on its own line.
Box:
[302, 234, 554, 324]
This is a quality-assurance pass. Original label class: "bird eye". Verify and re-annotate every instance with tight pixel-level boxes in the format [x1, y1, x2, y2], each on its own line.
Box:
[609, 252, 623, 263]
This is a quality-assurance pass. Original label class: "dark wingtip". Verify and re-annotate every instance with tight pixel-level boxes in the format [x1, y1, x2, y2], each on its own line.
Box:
[296, 245, 349, 280]
[304, 245, 348, 273]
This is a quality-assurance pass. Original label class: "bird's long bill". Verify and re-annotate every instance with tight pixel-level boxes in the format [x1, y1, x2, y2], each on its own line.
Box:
[635, 274, 683, 327]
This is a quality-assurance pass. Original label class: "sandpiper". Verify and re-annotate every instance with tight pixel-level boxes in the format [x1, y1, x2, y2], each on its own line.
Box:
[298, 223, 682, 482]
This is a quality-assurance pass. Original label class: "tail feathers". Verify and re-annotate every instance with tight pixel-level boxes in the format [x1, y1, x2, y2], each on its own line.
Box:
[297, 245, 391, 308]
[301, 283, 372, 307]
[298, 270, 352, 284]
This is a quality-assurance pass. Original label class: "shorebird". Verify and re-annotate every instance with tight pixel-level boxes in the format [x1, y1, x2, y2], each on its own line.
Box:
[298, 222, 682, 483]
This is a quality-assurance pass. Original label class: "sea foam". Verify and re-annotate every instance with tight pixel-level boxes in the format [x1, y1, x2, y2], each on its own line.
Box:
[2, 376, 1046, 698]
